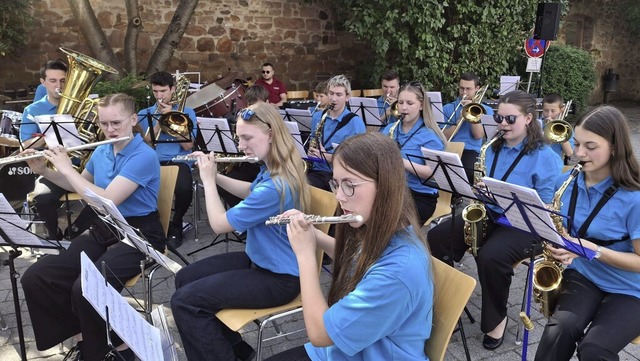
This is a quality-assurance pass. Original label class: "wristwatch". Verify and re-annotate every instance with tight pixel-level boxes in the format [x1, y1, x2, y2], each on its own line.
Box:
[594, 245, 602, 259]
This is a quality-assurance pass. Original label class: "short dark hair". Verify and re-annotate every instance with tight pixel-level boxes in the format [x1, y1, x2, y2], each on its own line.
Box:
[314, 80, 328, 94]
[262, 62, 274, 69]
[381, 70, 400, 82]
[40, 59, 68, 79]
[245, 85, 270, 105]
[542, 93, 563, 105]
[149, 71, 174, 87]
[460, 72, 480, 87]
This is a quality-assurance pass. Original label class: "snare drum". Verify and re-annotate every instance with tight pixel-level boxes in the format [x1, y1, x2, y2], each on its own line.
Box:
[0, 110, 21, 154]
[188, 80, 247, 118]
[0, 161, 38, 211]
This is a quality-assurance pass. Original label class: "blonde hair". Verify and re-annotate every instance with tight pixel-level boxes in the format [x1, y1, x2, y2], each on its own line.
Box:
[98, 93, 142, 135]
[398, 83, 447, 144]
[327, 74, 352, 95]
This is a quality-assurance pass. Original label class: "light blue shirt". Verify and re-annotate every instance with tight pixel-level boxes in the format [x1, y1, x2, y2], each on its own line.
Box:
[381, 118, 445, 195]
[33, 84, 47, 102]
[20, 96, 57, 141]
[310, 108, 366, 172]
[306, 229, 433, 361]
[137, 104, 198, 162]
[376, 96, 397, 129]
[441, 99, 494, 152]
[85, 134, 160, 217]
[226, 166, 300, 276]
[558, 173, 640, 299]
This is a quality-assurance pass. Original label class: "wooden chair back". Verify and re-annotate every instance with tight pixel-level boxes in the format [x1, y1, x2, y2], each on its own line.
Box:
[362, 88, 383, 98]
[350, 89, 362, 97]
[158, 165, 179, 237]
[286, 90, 309, 100]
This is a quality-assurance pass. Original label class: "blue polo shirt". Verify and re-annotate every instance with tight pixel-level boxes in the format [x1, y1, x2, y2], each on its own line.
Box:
[441, 99, 494, 152]
[376, 96, 397, 128]
[20, 96, 57, 141]
[306, 228, 433, 360]
[485, 140, 561, 212]
[556, 173, 640, 299]
[85, 134, 160, 217]
[226, 165, 300, 276]
[381, 118, 445, 195]
[138, 105, 198, 162]
[34, 84, 47, 102]
[310, 108, 366, 172]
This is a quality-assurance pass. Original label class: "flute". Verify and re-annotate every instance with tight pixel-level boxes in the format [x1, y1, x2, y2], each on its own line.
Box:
[265, 214, 363, 226]
[171, 154, 259, 163]
[0, 136, 131, 166]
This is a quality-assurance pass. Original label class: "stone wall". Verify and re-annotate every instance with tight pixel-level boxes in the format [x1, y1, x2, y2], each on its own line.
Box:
[560, 0, 640, 103]
[0, 0, 370, 94]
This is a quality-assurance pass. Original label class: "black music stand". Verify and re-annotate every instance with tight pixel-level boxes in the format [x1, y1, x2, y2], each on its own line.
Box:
[139, 112, 194, 146]
[348, 97, 387, 129]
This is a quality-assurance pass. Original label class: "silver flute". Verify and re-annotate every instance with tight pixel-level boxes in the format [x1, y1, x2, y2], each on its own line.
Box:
[0, 136, 131, 166]
[265, 214, 363, 226]
[171, 154, 259, 163]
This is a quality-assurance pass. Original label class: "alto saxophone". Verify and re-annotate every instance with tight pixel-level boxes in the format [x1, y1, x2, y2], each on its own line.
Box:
[462, 130, 505, 256]
[306, 104, 334, 168]
[532, 161, 583, 318]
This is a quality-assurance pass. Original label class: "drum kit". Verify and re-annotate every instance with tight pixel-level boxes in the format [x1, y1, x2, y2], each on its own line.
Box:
[0, 110, 38, 210]
[185, 78, 248, 119]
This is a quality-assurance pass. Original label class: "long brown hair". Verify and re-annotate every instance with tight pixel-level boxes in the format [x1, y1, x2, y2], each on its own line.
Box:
[576, 105, 640, 190]
[236, 102, 310, 211]
[492, 90, 547, 153]
[327, 132, 427, 305]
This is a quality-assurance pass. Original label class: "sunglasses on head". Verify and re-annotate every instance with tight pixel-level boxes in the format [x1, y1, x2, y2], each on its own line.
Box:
[262, 70, 271, 74]
[238, 108, 271, 129]
[493, 114, 519, 124]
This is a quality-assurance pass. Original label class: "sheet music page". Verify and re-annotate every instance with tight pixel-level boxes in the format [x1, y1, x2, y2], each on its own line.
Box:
[283, 121, 307, 158]
[151, 305, 179, 361]
[420, 147, 476, 198]
[196, 117, 238, 154]
[499, 76, 521, 95]
[35, 114, 83, 148]
[282, 108, 313, 131]
[0, 194, 46, 247]
[122, 235, 182, 274]
[480, 114, 498, 139]
[348, 97, 383, 126]
[80, 252, 163, 361]
[426, 92, 445, 124]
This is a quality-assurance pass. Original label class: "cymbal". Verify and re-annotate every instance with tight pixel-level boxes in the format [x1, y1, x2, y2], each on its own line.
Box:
[0, 136, 20, 148]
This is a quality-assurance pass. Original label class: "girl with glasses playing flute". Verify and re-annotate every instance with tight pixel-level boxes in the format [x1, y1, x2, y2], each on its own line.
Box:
[170, 102, 310, 361]
[266, 132, 434, 361]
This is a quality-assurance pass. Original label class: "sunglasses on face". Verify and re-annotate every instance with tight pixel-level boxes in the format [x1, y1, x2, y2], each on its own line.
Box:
[493, 114, 519, 124]
[238, 108, 271, 129]
[262, 70, 271, 74]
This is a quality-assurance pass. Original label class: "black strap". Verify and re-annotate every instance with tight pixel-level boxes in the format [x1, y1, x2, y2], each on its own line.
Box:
[489, 146, 528, 181]
[395, 122, 424, 150]
[323, 112, 357, 150]
[568, 174, 621, 239]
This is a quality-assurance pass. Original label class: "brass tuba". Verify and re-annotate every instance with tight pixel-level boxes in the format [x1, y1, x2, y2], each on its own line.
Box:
[158, 74, 193, 139]
[447, 84, 489, 142]
[532, 161, 583, 318]
[543, 100, 573, 144]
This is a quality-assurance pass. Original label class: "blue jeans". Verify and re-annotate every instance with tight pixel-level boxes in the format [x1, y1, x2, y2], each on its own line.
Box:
[171, 251, 300, 361]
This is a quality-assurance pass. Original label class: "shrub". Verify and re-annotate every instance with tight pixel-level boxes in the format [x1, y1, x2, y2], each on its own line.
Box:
[92, 74, 151, 111]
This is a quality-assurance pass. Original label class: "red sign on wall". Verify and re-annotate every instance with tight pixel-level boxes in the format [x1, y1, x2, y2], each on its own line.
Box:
[524, 38, 550, 58]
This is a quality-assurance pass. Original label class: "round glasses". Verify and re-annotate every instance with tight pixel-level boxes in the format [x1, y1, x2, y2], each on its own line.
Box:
[493, 114, 520, 124]
[98, 114, 134, 130]
[328, 179, 372, 197]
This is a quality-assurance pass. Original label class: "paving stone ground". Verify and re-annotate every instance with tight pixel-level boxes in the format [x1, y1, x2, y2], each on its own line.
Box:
[1, 101, 639, 360]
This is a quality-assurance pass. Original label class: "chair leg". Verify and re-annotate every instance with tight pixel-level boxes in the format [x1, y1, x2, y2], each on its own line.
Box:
[456, 318, 472, 361]
[463, 306, 475, 324]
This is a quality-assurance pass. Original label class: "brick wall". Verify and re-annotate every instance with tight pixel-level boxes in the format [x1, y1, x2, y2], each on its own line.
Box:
[0, 0, 370, 94]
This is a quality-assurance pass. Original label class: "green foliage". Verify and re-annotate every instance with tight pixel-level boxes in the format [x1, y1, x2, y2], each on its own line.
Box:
[622, 0, 640, 38]
[540, 44, 596, 115]
[93, 74, 152, 111]
[0, 0, 38, 56]
[319, 0, 569, 101]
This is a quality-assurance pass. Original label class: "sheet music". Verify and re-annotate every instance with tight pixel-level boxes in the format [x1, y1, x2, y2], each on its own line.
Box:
[499, 76, 520, 95]
[282, 108, 313, 131]
[482, 177, 595, 259]
[480, 114, 498, 139]
[82, 189, 183, 274]
[35, 114, 83, 148]
[426, 92, 445, 124]
[420, 148, 475, 198]
[81, 252, 163, 361]
[151, 305, 179, 361]
[196, 117, 238, 154]
[0, 194, 46, 247]
[283, 121, 307, 158]
[348, 97, 383, 126]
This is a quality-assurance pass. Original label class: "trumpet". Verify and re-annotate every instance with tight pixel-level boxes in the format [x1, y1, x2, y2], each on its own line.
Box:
[265, 214, 363, 226]
[0, 136, 130, 166]
[171, 154, 259, 163]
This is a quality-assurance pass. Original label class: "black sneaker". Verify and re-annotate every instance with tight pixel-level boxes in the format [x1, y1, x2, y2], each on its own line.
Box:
[167, 226, 184, 249]
[63, 342, 84, 361]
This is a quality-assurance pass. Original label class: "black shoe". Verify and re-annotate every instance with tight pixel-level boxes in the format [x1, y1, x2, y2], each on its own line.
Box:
[482, 319, 508, 350]
[103, 348, 135, 361]
[233, 340, 256, 361]
[63, 342, 84, 361]
[167, 225, 184, 248]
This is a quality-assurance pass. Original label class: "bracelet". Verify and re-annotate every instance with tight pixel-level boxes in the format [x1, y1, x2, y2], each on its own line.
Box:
[594, 245, 602, 259]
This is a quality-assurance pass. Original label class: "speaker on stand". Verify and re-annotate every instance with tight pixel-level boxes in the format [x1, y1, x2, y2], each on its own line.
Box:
[533, 3, 562, 96]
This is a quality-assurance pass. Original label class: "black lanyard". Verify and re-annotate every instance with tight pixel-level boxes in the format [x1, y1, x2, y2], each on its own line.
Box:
[323, 113, 356, 149]
[395, 123, 424, 150]
[489, 146, 528, 181]
[567, 175, 620, 239]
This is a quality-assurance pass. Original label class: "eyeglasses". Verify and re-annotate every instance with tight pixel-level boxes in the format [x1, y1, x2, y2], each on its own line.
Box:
[98, 115, 134, 130]
[238, 108, 271, 129]
[493, 114, 520, 125]
[262, 70, 271, 74]
[328, 179, 372, 197]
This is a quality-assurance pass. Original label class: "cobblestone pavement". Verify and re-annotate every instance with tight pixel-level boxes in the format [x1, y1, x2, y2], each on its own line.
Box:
[1, 102, 639, 360]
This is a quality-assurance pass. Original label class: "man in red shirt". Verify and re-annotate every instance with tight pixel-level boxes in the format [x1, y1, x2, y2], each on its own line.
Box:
[254, 62, 287, 106]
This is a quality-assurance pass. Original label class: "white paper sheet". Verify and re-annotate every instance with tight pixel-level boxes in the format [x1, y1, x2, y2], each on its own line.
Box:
[35, 114, 83, 148]
[426, 92, 445, 124]
[499, 76, 521, 95]
[480, 114, 498, 139]
[0, 194, 46, 247]
[348, 97, 383, 126]
[196, 117, 238, 154]
[151, 305, 179, 361]
[282, 108, 313, 131]
[420, 148, 475, 198]
[283, 121, 307, 158]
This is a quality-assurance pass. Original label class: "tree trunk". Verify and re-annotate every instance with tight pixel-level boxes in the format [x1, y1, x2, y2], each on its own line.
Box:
[146, 0, 200, 75]
[124, 0, 141, 75]
[67, 0, 122, 78]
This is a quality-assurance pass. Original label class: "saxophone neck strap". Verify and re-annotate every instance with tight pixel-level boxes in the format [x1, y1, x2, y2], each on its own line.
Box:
[489, 146, 527, 181]
[568, 175, 619, 238]
[323, 112, 357, 150]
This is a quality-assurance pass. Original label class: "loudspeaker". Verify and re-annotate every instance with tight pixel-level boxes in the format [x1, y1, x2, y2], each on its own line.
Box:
[533, 3, 561, 40]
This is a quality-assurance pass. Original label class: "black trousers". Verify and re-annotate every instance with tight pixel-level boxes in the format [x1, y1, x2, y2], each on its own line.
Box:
[535, 269, 640, 361]
[160, 161, 193, 228]
[306, 169, 332, 192]
[217, 162, 261, 208]
[411, 189, 438, 225]
[428, 213, 541, 333]
[265, 345, 311, 361]
[20, 212, 165, 361]
[32, 176, 67, 238]
[461, 149, 479, 184]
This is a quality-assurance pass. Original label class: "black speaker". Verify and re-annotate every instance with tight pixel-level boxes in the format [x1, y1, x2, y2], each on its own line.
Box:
[533, 3, 561, 40]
